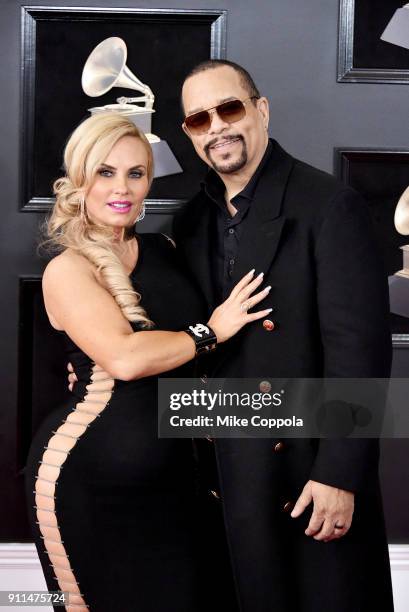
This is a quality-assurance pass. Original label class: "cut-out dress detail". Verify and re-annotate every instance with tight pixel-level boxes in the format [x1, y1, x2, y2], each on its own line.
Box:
[25, 233, 223, 612]
[34, 364, 114, 611]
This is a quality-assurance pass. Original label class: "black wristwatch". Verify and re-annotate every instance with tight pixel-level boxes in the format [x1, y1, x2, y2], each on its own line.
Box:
[184, 323, 217, 355]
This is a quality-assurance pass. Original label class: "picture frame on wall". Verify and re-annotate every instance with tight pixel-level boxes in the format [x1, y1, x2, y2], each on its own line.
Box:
[17, 276, 70, 473]
[337, 0, 409, 83]
[20, 6, 227, 213]
[335, 148, 409, 346]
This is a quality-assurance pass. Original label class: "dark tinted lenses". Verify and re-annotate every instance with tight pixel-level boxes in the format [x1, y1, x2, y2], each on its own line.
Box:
[217, 99, 246, 122]
[185, 110, 210, 133]
[184, 99, 246, 135]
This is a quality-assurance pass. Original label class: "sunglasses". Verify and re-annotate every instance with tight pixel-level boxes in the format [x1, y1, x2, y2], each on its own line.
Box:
[183, 96, 259, 135]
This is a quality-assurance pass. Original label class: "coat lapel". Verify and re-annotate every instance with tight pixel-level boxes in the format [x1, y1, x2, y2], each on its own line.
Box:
[231, 141, 294, 284]
[180, 141, 295, 311]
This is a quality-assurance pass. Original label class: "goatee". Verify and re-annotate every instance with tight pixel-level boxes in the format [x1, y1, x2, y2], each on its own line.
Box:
[205, 136, 247, 174]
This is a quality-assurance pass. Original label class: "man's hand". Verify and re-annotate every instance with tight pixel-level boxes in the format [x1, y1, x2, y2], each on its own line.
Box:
[67, 362, 77, 392]
[290, 479, 354, 542]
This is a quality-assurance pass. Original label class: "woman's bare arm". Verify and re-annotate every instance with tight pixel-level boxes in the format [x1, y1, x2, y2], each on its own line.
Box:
[43, 252, 198, 380]
[43, 251, 271, 381]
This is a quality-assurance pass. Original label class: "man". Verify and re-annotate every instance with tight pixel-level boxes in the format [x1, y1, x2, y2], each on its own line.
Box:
[172, 60, 394, 611]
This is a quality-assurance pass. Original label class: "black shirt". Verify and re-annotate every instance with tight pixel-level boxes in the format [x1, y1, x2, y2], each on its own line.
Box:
[202, 140, 273, 301]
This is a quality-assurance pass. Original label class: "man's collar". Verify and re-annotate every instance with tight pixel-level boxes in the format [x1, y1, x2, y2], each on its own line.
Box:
[201, 139, 273, 210]
[236, 139, 273, 202]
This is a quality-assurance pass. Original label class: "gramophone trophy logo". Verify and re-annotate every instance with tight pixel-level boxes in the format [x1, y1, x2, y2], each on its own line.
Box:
[81, 37, 182, 179]
[389, 186, 409, 317]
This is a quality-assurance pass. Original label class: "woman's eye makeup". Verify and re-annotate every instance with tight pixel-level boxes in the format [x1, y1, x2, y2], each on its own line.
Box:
[129, 170, 145, 178]
[97, 167, 145, 178]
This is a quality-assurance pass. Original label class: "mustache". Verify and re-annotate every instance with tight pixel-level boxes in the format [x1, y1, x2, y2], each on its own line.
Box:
[204, 134, 244, 156]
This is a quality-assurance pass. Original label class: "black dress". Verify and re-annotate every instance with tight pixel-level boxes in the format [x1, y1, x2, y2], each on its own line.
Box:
[25, 233, 235, 612]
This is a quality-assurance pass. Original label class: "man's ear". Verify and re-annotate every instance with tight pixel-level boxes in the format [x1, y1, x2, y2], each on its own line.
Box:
[257, 96, 270, 131]
[181, 122, 192, 140]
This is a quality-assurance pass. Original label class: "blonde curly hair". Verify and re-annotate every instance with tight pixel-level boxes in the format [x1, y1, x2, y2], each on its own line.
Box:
[43, 112, 154, 328]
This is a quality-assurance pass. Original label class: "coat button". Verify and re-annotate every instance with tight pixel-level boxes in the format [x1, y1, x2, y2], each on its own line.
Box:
[263, 319, 275, 331]
[210, 489, 221, 501]
[259, 380, 272, 393]
[274, 441, 285, 452]
[282, 501, 294, 513]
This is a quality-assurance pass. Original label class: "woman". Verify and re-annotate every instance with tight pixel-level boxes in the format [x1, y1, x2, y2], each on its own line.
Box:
[25, 113, 272, 611]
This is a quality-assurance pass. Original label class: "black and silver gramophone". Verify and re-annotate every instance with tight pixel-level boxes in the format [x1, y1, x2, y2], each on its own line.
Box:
[381, 6, 409, 316]
[81, 37, 182, 179]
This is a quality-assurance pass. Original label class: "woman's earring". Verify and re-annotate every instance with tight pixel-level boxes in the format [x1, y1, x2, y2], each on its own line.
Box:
[136, 201, 146, 222]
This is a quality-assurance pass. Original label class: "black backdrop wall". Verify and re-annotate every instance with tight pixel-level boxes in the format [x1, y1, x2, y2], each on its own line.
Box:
[1, 0, 408, 543]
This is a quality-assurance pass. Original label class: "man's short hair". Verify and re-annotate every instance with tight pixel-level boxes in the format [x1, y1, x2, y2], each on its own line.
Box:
[181, 59, 260, 112]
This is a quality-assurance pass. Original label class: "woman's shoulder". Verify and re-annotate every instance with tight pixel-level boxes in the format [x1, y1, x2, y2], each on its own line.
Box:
[43, 249, 95, 287]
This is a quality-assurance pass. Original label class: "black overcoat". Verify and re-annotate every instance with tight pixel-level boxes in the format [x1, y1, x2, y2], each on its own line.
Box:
[173, 140, 394, 612]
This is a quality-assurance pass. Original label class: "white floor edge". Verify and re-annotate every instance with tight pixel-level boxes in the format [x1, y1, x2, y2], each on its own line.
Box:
[0, 543, 408, 611]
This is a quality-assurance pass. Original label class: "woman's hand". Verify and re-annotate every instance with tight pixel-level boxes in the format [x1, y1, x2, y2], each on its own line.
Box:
[208, 270, 272, 343]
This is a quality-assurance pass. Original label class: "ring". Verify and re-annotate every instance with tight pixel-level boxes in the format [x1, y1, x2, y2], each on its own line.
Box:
[240, 301, 250, 313]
